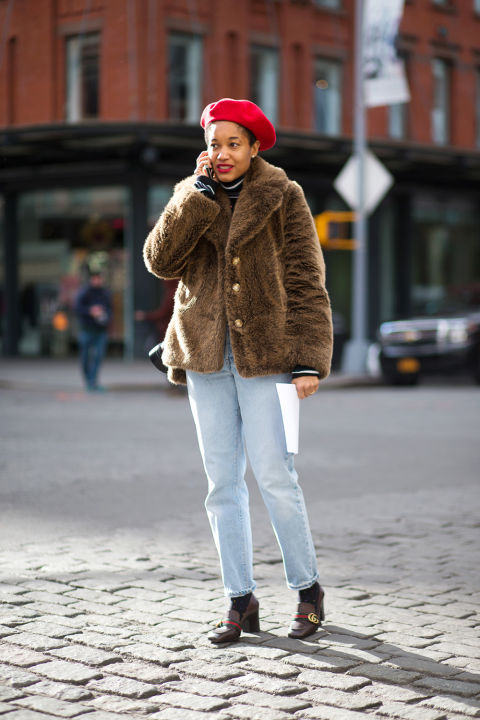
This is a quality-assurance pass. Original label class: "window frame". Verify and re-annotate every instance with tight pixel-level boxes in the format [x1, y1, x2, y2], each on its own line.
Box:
[476, 68, 480, 148]
[167, 32, 203, 124]
[313, 56, 343, 136]
[313, 0, 342, 9]
[431, 57, 451, 145]
[65, 32, 100, 123]
[249, 45, 279, 125]
[387, 53, 410, 140]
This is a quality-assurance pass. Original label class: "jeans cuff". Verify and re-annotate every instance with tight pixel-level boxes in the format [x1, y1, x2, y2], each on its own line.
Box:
[225, 584, 256, 598]
[287, 573, 319, 591]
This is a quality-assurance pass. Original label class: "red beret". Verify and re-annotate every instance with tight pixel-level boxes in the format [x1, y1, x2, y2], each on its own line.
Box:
[200, 98, 276, 151]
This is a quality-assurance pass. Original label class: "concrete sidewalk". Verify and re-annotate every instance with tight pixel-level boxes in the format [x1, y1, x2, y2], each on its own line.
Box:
[0, 357, 379, 394]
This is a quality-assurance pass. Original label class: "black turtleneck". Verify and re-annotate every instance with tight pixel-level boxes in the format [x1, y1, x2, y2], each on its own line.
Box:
[218, 174, 245, 210]
[194, 172, 246, 211]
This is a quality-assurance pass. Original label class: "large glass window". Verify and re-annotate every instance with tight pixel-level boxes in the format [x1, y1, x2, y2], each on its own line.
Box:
[148, 185, 173, 230]
[168, 33, 203, 122]
[314, 0, 341, 8]
[411, 195, 480, 314]
[66, 33, 100, 122]
[431, 58, 450, 145]
[388, 55, 409, 140]
[131, 184, 177, 352]
[312, 192, 352, 367]
[388, 104, 407, 140]
[314, 58, 342, 135]
[17, 187, 127, 356]
[476, 69, 480, 148]
[250, 46, 279, 125]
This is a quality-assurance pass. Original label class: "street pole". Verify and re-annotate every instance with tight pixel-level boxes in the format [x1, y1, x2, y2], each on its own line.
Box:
[342, 0, 370, 375]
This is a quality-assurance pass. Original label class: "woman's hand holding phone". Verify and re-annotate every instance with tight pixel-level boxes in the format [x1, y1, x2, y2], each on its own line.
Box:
[195, 151, 216, 180]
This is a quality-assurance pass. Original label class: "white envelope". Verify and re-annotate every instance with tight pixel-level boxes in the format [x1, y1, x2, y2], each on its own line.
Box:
[276, 383, 300, 454]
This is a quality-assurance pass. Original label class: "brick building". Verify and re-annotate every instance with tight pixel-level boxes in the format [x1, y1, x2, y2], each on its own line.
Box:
[1, 0, 479, 361]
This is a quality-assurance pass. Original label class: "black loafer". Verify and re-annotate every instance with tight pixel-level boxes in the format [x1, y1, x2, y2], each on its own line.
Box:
[208, 594, 260, 644]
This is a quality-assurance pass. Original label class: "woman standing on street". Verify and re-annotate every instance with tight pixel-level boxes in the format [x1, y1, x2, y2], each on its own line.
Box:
[143, 98, 333, 644]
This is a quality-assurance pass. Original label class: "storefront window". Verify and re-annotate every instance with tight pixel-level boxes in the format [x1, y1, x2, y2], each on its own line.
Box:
[0, 196, 4, 353]
[133, 183, 176, 351]
[148, 185, 172, 228]
[17, 187, 127, 356]
[377, 199, 396, 322]
[412, 195, 480, 314]
[309, 193, 352, 369]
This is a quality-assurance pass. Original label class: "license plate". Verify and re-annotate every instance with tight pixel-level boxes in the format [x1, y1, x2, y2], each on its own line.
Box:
[397, 357, 420, 374]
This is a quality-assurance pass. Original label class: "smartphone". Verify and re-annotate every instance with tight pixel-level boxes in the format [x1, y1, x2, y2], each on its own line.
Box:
[206, 166, 215, 181]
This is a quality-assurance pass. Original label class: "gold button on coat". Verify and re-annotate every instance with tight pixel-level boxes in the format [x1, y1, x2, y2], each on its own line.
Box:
[232, 283, 240, 292]
[232, 256, 240, 266]
[234, 319, 243, 328]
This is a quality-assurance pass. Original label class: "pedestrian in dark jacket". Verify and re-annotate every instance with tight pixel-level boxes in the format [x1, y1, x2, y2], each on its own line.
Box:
[134, 278, 178, 342]
[74, 271, 111, 392]
[143, 99, 333, 643]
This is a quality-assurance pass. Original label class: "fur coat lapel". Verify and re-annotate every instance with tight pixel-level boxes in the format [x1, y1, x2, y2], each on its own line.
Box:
[228, 157, 288, 250]
[204, 157, 289, 251]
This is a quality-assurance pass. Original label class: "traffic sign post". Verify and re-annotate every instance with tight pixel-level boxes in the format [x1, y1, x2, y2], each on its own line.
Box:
[341, 0, 369, 375]
[333, 0, 395, 375]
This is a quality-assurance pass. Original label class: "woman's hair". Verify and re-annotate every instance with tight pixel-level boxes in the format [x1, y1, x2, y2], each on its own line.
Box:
[204, 122, 257, 147]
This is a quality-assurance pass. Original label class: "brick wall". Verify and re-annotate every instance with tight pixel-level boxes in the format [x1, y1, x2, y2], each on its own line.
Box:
[0, 0, 479, 149]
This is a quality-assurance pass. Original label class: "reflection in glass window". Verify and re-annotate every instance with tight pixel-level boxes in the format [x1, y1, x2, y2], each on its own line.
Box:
[431, 58, 450, 145]
[17, 188, 127, 356]
[250, 46, 279, 124]
[411, 195, 480, 314]
[66, 33, 100, 122]
[149, 185, 174, 229]
[168, 33, 203, 122]
[314, 58, 342, 135]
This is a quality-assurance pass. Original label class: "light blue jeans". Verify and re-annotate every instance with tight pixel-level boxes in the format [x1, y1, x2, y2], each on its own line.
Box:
[186, 331, 318, 597]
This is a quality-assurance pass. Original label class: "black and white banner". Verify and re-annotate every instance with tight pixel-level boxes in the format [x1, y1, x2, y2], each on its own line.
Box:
[363, 0, 410, 107]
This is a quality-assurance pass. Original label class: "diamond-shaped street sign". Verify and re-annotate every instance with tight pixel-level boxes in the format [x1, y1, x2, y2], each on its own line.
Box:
[333, 150, 394, 215]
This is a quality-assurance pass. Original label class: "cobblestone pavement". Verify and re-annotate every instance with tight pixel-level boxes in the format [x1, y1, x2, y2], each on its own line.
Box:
[1, 504, 479, 719]
[1, 362, 479, 719]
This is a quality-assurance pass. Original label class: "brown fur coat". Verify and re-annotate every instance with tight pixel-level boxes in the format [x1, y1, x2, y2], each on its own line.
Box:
[143, 156, 333, 385]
